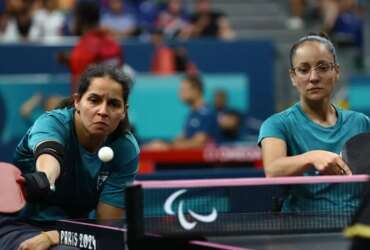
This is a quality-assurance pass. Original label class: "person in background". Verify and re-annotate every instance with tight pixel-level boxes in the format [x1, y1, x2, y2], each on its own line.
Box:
[57, 0, 123, 94]
[258, 32, 370, 212]
[189, 0, 235, 40]
[0, 0, 34, 41]
[154, 0, 191, 40]
[28, 0, 65, 41]
[0, 64, 139, 250]
[145, 74, 219, 149]
[150, 28, 198, 76]
[20, 93, 64, 126]
[100, 0, 138, 39]
[213, 89, 242, 143]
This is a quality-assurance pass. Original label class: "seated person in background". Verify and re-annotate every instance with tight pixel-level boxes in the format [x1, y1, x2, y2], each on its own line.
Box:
[189, 0, 235, 40]
[150, 28, 198, 76]
[100, 0, 138, 39]
[20, 93, 64, 126]
[0, 64, 139, 249]
[28, 0, 66, 41]
[154, 0, 191, 40]
[57, 0, 123, 94]
[258, 32, 370, 212]
[218, 110, 242, 144]
[145, 74, 219, 150]
[213, 89, 242, 143]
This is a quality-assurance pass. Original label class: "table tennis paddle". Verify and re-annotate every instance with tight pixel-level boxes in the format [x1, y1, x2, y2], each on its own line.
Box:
[0, 162, 53, 213]
[0, 162, 26, 213]
[341, 132, 370, 175]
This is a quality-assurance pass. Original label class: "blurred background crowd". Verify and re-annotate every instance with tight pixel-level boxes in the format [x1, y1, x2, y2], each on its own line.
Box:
[0, 0, 369, 167]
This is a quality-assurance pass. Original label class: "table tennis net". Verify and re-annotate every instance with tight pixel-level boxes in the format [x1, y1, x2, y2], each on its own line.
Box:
[126, 176, 369, 237]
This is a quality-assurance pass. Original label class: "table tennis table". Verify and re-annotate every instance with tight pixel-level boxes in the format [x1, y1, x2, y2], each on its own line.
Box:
[57, 218, 351, 250]
[57, 175, 368, 249]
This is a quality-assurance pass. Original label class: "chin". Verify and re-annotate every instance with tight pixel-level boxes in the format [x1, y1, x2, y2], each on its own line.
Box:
[89, 129, 111, 137]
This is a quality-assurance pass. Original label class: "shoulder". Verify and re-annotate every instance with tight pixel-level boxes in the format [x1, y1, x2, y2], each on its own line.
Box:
[34, 108, 73, 126]
[339, 108, 370, 127]
[110, 132, 140, 161]
[258, 104, 299, 144]
[340, 108, 369, 119]
[262, 104, 298, 127]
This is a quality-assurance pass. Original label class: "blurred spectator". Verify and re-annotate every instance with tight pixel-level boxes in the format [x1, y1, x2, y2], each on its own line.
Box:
[28, 0, 65, 41]
[57, 0, 74, 11]
[144, 74, 219, 150]
[218, 110, 242, 143]
[57, 0, 123, 93]
[155, 0, 191, 40]
[287, 0, 364, 47]
[1, 0, 34, 42]
[0, 1, 6, 33]
[189, 0, 235, 40]
[150, 28, 176, 75]
[213, 89, 242, 143]
[134, 0, 160, 36]
[100, 0, 138, 39]
[150, 28, 198, 75]
[330, 0, 364, 48]
[286, 0, 309, 30]
[20, 93, 64, 126]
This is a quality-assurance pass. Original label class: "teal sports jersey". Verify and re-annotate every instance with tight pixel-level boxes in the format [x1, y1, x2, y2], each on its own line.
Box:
[13, 107, 140, 220]
[258, 102, 370, 212]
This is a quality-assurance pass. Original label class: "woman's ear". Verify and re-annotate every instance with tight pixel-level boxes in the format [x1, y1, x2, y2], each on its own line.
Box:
[289, 69, 297, 87]
[122, 104, 129, 120]
[73, 93, 80, 111]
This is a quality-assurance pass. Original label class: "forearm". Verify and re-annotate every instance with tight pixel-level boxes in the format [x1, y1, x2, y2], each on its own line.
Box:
[35, 154, 61, 185]
[96, 202, 124, 220]
[264, 153, 312, 177]
[172, 133, 207, 149]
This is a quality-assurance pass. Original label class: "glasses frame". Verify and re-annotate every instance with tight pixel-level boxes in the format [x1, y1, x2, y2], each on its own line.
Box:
[290, 62, 337, 78]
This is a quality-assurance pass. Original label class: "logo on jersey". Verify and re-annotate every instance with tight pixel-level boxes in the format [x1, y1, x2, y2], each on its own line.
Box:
[164, 189, 218, 230]
[96, 171, 109, 190]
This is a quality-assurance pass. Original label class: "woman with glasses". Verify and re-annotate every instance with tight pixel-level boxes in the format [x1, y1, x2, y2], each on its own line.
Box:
[258, 32, 370, 212]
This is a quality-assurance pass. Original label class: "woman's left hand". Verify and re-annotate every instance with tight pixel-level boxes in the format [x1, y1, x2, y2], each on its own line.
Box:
[18, 232, 54, 250]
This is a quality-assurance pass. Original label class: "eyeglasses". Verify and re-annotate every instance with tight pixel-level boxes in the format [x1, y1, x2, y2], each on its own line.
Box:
[291, 62, 336, 78]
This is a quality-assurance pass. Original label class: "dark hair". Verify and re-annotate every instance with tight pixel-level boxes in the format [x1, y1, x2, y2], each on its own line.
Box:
[75, 0, 100, 28]
[289, 32, 337, 68]
[183, 74, 204, 94]
[59, 64, 132, 137]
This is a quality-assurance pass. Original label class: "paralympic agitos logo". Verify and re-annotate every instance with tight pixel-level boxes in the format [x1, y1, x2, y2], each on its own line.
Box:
[163, 189, 218, 230]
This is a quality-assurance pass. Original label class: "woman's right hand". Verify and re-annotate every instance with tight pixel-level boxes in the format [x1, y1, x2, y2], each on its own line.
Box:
[303, 150, 352, 175]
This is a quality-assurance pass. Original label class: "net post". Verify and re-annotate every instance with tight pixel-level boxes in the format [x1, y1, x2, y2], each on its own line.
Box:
[125, 183, 144, 249]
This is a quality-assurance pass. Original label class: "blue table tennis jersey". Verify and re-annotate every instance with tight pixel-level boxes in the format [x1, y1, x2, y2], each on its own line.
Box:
[13, 107, 140, 220]
[258, 102, 370, 212]
[184, 104, 219, 143]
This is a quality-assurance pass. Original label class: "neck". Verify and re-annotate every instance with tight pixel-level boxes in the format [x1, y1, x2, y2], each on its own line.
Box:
[300, 99, 337, 126]
[74, 112, 105, 153]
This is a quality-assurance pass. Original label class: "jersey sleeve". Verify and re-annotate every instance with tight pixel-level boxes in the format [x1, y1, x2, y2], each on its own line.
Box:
[361, 113, 370, 131]
[258, 114, 287, 146]
[27, 112, 67, 152]
[99, 133, 140, 208]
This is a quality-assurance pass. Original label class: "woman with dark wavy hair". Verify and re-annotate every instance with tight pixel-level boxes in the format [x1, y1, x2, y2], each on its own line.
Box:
[0, 64, 139, 249]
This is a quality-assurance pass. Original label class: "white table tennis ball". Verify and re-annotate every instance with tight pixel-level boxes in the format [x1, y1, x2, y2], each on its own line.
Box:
[98, 146, 114, 162]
